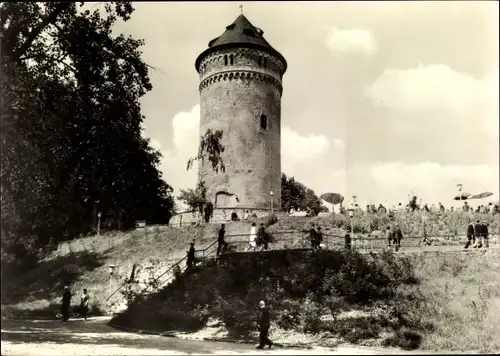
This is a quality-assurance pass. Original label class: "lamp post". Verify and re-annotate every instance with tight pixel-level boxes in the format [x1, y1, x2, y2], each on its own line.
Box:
[348, 208, 354, 233]
[97, 212, 102, 237]
[348, 208, 355, 249]
[270, 190, 274, 214]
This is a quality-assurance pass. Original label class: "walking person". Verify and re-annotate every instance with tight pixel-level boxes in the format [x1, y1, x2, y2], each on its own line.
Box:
[186, 240, 196, 269]
[60, 286, 72, 322]
[393, 224, 403, 252]
[464, 221, 475, 249]
[256, 300, 273, 349]
[80, 289, 90, 321]
[316, 226, 324, 249]
[473, 220, 483, 248]
[386, 225, 393, 249]
[303, 223, 318, 249]
[482, 221, 489, 248]
[246, 222, 257, 252]
[344, 229, 352, 250]
[258, 223, 268, 251]
[216, 224, 228, 256]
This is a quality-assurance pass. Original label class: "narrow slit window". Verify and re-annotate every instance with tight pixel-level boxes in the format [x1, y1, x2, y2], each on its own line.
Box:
[262, 57, 266, 68]
[260, 115, 268, 130]
[258, 56, 262, 66]
[230, 54, 234, 65]
[224, 55, 228, 66]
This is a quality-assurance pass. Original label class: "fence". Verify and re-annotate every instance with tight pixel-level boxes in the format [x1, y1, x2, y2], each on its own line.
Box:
[106, 230, 499, 302]
[223, 231, 500, 253]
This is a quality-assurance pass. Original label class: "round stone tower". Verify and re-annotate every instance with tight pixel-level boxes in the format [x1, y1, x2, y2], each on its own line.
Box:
[195, 14, 287, 214]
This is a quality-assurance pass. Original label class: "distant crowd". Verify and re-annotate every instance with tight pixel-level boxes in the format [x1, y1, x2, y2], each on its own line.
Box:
[337, 201, 499, 216]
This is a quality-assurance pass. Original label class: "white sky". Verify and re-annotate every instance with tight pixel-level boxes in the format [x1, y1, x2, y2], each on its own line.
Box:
[108, 1, 499, 207]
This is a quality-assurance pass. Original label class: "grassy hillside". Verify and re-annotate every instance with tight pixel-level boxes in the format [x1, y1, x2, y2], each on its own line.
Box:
[112, 249, 500, 353]
[1, 210, 498, 323]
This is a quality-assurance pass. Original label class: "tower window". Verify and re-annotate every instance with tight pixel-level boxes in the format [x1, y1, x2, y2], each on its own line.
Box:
[260, 115, 268, 130]
[224, 55, 228, 66]
[258, 56, 262, 66]
[262, 57, 267, 68]
[230, 54, 234, 65]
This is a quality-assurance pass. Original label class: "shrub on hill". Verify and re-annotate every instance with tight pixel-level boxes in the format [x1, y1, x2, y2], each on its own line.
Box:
[112, 249, 421, 344]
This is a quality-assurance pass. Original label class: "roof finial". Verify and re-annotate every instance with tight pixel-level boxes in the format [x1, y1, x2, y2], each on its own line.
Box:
[239, 4, 243, 14]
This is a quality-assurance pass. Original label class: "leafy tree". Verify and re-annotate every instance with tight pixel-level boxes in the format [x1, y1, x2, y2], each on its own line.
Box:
[178, 181, 208, 214]
[320, 193, 344, 205]
[179, 129, 225, 216]
[281, 174, 326, 215]
[1, 2, 174, 262]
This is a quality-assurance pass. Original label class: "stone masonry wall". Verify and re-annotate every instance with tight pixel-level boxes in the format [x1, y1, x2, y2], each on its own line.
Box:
[169, 208, 280, 227]
[197, 47, 285, 211]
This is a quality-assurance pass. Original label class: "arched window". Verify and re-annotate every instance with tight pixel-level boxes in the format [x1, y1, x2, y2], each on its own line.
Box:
[258, 56, 262, 67]
[262, 57, 267, 68]
[260, 114, 268, 130]
[230, 54, 234, 65]
[224, 55, 228, 66]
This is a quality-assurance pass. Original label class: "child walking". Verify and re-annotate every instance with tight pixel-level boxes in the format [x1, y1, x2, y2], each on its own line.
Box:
[80, 289, 90, 320]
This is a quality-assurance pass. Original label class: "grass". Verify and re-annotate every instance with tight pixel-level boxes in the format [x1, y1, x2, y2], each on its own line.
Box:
[403, 250, 500, 352]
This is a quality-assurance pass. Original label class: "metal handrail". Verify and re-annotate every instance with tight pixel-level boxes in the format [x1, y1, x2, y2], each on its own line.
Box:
[107, 229, 499, 301]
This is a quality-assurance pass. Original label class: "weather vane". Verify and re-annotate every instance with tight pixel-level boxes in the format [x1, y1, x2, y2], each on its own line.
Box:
[239, 4, 243, 14]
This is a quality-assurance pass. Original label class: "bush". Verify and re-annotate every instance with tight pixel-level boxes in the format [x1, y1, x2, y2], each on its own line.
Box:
[113, 249, 424, 345]
[298, 292, 323, 333]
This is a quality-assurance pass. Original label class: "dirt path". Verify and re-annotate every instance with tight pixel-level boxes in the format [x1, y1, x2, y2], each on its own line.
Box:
[1, 317, 438, 355]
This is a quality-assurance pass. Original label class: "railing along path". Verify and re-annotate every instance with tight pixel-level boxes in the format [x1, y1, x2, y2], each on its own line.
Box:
[106, 230, 499, 301]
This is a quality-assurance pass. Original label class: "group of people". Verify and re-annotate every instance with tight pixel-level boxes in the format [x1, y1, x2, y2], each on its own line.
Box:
[386, 224, 404, 251]
[60, 286, 90, 321]
[246, 222, 271, 252]
[304, 223, 324, 249]
[465, 220, 490, 249]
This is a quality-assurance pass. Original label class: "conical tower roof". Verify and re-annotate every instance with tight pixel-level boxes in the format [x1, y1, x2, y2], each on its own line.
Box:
[195, 14, 287, 73]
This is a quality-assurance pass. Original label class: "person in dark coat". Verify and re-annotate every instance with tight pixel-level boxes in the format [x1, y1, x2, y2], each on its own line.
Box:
[216, 224, 228, 256]
[203, 202, 213, 223]
[344, 228, 352, 250]
[316, 226, 324, 248]
[393, 224, 403, 252]
[61, 286, 72, 321]
[256, 300, 273, 349]
[306, 224, 318, 249]
[473, 220, 483, 248]
[186, 240, 196, 269]
[464, 222, 475, 249]
[482, 221, 489, 248]
[258, 223, 268, 251]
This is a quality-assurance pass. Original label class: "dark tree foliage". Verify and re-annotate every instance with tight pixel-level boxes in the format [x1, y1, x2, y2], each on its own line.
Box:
[281, 174, 327, 215]
[1, 2, 174, 262]
[187, 129, 225, 174]
[179, 129, 225, 214]
[320, 192, 344, 205]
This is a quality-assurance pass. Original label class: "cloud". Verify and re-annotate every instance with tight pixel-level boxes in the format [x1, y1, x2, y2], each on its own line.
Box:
[345, 161, 499, 207]
[145, 105, 200, 197]
[281, 127, 345, 196]
[365, 64, 499, 137]
[281, 127, 331, 162]
[324, 27, 378, 55]
[145, 110, 346, 200]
